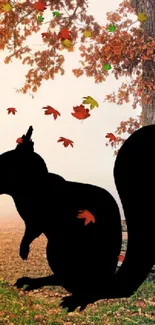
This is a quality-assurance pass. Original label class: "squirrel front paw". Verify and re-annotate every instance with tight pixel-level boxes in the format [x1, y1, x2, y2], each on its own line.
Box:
[20, 242, 30, 260]
[14, 276, 31, 288]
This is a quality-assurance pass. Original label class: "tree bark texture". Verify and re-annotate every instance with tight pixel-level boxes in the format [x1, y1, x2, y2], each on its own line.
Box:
[130, 0, 155, 126]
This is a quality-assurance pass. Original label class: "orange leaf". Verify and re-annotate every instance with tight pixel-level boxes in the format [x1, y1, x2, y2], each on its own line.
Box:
[7, 107, 17, 115]
[118, 254, 125, 262]
[71, 105, 90, 120]
[77, 210, 95, 226]
[105, 133, 117, 142]
[41, 32, 50, 38]
[16, 137, 23, 144]
[57, 137, 74, 148]
[68, 46, 74, 52]
[42, 105, 60, 120]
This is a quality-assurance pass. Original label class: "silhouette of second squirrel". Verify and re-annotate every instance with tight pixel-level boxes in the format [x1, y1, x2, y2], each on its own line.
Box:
[0, 125, 154, 311]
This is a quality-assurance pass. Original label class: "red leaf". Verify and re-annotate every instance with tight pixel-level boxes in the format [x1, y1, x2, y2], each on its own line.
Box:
[118, 254, 125, 262]
[16, 137, 23, 144]
[57, 137, 74, 148]
[42, 105, 60, 120]
[71, 105, 90, 120]
[105, 133, 117, 142]
[41, 32, 50, 38]
[7, 107, 17, 115]
[58, 28, 72, 41]
[33, 0, 47, 11]
[77, 210, 95, 226]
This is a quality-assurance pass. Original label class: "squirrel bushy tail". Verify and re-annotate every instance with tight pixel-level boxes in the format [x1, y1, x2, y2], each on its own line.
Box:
[112, 124, 155, 297]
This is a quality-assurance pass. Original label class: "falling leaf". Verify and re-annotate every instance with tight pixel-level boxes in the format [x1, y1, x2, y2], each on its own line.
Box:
[77, 210, 95, 226]
[138, 12, 148, 23]
[16, 137, 23, 144]
[82, 96, 99, 110]
[71, 105, 90, 120]
[33, 0, 47, 11]
[58, 27, 72, 41]
[83, 30, 92, 37]
[105, 133, 117, 142]
[57, 137, 74, 148]
[37, 15, 44, 22]
[52, 11, 60, 17]
[61, 39, 72, 48]
[2, 2, 12, 12]
[41, 32, 50, 38]
[103, 63, 112, 71]
[108, 24, 116, 32]
[7, 107, 17, 115]
[118, 254, 125, 262]
[42, 105, 60, 120]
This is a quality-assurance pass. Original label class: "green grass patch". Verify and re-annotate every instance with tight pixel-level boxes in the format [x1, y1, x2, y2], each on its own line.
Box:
[0, 279, 154, 324]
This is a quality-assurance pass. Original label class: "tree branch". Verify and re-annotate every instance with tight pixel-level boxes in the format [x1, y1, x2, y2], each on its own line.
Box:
[65, 1, 81, 27]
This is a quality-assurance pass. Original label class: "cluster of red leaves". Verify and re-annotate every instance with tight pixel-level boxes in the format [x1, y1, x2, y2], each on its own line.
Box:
[13, 98, 93, 148]
[2, 0, 154, 154]
[42, 104, 91, 121]
[9, 106, 142, 153]
[2, 0, 154, 111]
[16, 133, 74, 148]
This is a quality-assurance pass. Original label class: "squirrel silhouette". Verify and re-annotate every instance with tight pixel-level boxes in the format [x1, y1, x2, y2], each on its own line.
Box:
[0, 125, 154, 312]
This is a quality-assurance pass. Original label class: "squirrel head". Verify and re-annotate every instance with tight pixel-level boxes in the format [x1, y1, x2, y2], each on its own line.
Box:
[15, 125, 34, 153]
[0, 126, 48, 196]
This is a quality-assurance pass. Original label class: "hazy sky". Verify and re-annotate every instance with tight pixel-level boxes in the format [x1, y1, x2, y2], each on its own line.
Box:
[0, 0, 141, 220]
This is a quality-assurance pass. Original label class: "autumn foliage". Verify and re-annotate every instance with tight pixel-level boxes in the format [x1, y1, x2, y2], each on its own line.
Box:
[1, 0, 155, 152]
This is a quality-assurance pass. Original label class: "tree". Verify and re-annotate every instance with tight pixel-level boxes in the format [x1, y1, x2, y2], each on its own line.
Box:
[0, 0, 155, 153]
[108, 0, 155, 154]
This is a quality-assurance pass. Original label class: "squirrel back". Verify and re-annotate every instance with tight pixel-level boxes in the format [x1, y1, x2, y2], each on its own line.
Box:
[112, 124, 155, 297]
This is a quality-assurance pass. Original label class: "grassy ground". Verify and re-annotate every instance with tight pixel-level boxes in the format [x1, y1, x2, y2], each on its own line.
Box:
[0, 279, 154, 324]
[0, 218, 154, 324]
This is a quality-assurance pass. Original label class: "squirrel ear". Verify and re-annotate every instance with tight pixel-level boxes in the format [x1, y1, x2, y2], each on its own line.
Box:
[15, 126, 34, 152]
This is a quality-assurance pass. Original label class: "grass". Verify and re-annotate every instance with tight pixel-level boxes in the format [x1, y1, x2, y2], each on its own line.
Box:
[0, 222, 154, 324]
[0, 278, 154, 325]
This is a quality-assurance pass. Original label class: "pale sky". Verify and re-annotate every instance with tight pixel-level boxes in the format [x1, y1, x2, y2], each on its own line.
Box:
[0, 0, 141, 220]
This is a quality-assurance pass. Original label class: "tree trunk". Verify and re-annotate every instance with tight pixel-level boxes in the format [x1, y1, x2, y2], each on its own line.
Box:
[130, 0, 155, 126]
